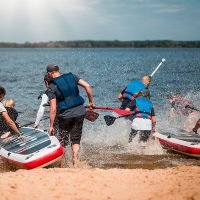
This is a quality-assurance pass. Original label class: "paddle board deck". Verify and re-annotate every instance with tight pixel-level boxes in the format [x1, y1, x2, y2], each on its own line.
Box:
[0, 127, 64, 169]
[153, 131, 200, 158]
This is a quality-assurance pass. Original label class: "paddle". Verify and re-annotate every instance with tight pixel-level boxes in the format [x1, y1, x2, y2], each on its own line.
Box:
[89, 106, 132, 115]
[185, 105, 200, 112]
[104, 112, 133, 126]
[85, 110, 99, 122]
[150, 58, 166, 77]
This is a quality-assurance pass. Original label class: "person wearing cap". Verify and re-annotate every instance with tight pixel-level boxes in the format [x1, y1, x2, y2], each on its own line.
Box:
[125, 88, 156, 143]
[0, 86, 21, 138]
[118, 75, 151, 110]
[46, 64, 95, 167]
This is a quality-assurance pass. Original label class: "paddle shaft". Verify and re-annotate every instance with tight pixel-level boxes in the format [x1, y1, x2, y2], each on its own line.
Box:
[150, 58, 166, 77]
[91, 106, 132, 115]
[185, 105, 200, 112]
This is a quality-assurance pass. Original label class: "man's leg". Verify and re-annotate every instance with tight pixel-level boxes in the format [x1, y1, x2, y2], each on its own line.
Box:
[71, 144, 80, 166]
[129, 129, 138, 143]
[139, 130, 151, 142]
[54, 119, 69, 168]
[68, 115, 85, 166]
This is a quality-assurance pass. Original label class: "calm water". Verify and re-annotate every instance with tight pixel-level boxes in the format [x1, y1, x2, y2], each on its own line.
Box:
[0, 48, 200, 170]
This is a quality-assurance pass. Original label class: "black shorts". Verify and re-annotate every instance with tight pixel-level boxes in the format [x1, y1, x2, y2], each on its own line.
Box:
[55, 115, 85, 147]
[129, 129, 151, 143]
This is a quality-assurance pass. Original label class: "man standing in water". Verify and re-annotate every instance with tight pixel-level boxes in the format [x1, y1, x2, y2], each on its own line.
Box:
[118, 75, 151, 109]
[46, 64, 95, 167]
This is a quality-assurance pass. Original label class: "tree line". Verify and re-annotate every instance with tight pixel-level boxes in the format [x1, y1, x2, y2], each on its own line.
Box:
[0, 40, 200, 48]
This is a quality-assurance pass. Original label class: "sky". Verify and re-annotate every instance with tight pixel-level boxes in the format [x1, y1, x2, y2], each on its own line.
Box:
[0, 0, 199, 42]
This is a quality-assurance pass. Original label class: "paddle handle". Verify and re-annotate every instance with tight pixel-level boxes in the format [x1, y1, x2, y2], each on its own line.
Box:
[91, 106, 114, 111]
[150, 58, 166, 77]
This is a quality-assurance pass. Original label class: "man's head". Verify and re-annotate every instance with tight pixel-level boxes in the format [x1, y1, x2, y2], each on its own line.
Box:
[46, 64, 60, 78]
[167, 91, 181, 103]
[141, 75, 151, 86]
[0, 86, 6, 101]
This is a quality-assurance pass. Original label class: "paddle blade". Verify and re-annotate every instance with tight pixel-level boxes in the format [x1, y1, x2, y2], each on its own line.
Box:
[85, 110, 99, 122]
[104, 115, 116, 126]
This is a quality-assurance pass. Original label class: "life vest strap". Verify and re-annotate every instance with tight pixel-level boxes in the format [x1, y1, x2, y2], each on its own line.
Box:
[134, 111, 151, 116]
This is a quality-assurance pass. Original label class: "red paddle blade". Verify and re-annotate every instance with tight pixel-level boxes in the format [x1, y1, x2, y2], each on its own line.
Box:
[85, 110, 99, 122]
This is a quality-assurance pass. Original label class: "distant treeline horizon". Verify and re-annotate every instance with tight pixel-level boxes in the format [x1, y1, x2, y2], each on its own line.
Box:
[0, 40, 200, 48]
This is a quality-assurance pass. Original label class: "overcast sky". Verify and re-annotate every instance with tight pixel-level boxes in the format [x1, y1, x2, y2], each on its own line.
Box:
[0, 0, 199, 42]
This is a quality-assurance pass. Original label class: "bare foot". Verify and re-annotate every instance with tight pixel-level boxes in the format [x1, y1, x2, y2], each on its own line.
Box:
[1, 132, 11, 139]
[73, 158, 80, 168]
[59, 155, 66, 168]
[73, 160, 91, 169]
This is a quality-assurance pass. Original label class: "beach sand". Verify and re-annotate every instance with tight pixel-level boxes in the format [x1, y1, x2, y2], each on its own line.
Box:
[0, 165, 199, 200]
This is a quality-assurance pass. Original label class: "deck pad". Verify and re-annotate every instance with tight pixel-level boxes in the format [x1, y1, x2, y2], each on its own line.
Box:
[0, 128, 51, 155]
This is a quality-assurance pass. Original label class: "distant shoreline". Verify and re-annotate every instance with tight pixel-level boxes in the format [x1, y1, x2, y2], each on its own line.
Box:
[0, 40, 200, 48]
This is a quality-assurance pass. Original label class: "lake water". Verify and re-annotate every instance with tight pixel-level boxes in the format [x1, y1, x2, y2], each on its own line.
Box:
[0, 48, 200, 170]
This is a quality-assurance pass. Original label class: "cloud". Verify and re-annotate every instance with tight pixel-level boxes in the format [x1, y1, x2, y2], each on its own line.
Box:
[0, 0, 199, 41]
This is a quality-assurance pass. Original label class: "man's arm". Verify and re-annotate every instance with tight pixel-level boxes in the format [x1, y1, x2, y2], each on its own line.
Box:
[118, 93, 123, 102]
[151, 116, 156, 132]
[118, 88, 126, 102]
[78, 79, 94, 109]
[125, 99, 136, 111]
[151, 108, 156, 132]
[2, 112, 21, 135]
[49, 98, 56, 135]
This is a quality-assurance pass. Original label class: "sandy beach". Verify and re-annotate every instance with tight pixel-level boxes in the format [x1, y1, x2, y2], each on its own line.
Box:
[0, 165, 199, 200]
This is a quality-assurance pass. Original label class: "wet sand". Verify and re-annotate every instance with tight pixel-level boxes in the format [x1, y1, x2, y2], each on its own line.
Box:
[0, 165, 199, 200]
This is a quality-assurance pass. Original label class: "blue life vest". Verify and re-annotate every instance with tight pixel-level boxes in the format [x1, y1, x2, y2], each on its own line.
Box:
[123, 80, 146, 100]
[51, 73, 85, 111]
[133, 96, 153, 119]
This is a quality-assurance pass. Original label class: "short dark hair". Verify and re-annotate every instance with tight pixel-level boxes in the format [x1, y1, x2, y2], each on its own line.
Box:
[46, 64, 59, 72]
[0, 86, 6, 95]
